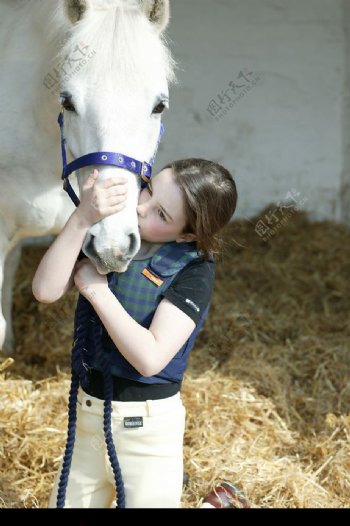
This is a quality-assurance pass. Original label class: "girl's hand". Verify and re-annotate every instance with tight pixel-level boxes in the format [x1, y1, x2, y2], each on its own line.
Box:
[74, 258, 108, 300]
[75, 169, 128, 228]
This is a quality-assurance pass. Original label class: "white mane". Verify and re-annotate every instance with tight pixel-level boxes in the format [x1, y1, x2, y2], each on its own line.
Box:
[48, 2, 176, 86]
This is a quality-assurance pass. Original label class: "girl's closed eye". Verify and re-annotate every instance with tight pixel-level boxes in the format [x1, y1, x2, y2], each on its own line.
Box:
[147, 183, 166, 221]
[158, 209, 167, 221]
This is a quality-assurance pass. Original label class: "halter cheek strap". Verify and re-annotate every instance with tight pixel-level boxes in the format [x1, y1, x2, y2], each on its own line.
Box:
[57, 111, 165, 207]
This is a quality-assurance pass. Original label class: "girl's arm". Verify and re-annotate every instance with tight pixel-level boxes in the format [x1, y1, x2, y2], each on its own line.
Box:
[32, 170, 127, 304]
[32, 211, 90, 303]
[83, 284, 196, 377]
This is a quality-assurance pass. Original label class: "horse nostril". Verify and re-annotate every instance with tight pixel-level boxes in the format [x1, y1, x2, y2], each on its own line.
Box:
[86, 234, 96, 255]
[128, 233, 137, 253]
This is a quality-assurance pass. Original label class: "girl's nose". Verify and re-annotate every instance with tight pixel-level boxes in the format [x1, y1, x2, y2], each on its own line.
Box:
[137, 204, 146, 217]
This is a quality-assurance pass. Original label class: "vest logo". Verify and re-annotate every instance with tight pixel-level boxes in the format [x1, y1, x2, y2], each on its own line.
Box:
[142, 267, 164, 287]
[185, 298, 200, 312]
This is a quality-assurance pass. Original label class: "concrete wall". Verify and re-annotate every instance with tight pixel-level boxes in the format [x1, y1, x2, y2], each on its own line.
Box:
[155, 0, 347, 223]
[342, 0, 350, 224]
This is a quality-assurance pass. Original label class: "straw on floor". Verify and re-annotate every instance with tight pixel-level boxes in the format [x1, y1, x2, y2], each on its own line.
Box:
[0, 207, 349, 508]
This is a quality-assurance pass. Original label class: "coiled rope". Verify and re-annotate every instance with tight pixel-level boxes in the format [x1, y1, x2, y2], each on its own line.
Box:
[56, 275, 125, 508]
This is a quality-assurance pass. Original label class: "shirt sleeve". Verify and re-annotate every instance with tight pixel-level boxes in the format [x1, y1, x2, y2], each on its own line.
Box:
[160, 258, 215, 324]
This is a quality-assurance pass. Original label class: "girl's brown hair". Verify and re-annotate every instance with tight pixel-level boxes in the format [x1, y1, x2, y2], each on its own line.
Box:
[162, 158, 237, 260]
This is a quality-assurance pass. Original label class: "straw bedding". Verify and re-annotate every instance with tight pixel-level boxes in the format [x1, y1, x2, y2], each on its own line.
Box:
[0, 208, 349, 508]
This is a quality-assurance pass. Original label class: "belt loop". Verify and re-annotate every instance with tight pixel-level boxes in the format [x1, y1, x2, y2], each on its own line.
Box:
[145, 399, 152, 417]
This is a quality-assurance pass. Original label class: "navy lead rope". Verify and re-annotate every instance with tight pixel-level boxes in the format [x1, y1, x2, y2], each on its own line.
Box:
[57, 285, 126, 508]
[56, 111, 164, 508]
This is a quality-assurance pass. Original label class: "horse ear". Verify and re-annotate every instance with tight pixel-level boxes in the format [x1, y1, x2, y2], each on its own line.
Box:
[142, 0, 170, 33]
[64, 0, 92, 24]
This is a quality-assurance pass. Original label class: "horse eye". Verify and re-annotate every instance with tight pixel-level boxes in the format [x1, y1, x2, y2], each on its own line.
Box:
[61, 97, 76, 112]
[152, 101, 166, 114]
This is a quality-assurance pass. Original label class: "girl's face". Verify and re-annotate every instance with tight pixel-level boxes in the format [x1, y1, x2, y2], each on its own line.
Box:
[137, 168, 195, 244]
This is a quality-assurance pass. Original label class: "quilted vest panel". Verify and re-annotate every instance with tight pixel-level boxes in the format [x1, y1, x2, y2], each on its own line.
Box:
[86, 241, 210, 384]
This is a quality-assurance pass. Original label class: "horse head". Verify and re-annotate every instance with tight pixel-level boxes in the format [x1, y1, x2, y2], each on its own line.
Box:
[57, 0, 174, 273]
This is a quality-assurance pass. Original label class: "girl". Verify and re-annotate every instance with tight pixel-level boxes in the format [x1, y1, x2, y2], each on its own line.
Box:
[32, 158, 237, 508]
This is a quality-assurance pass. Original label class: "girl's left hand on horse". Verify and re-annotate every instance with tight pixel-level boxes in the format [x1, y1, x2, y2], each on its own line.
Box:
[74, 258, 108, 298]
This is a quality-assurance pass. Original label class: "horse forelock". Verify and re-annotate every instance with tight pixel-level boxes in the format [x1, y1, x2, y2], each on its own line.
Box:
[92, 0, 141, 10]
[49, 2, 176, 85]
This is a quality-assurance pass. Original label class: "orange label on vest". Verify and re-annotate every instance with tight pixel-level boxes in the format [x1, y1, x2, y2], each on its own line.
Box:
[142, 268, 164, 287]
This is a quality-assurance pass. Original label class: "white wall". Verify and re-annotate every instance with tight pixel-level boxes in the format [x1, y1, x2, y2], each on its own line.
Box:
[155, 0, 346, 223]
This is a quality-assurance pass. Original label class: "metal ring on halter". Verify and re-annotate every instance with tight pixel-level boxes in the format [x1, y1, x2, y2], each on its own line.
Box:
[141, 172, 151, 185]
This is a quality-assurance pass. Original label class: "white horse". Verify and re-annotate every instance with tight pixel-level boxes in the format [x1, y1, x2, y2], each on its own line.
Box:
[0, 0, 174, 352]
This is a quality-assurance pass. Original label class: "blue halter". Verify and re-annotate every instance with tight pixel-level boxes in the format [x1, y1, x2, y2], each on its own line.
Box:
[57, 110, 164, 206]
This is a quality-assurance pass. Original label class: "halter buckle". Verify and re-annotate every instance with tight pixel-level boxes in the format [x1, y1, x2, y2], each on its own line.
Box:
[140, 162, 150, 184]
[141, 173, 150, 185]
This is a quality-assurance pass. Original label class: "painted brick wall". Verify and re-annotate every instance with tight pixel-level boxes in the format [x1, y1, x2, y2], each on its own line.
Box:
[156, 0, 345, 223]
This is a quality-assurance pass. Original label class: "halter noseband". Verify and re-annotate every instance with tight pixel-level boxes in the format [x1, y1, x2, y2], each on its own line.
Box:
[58, 110, 164, 207]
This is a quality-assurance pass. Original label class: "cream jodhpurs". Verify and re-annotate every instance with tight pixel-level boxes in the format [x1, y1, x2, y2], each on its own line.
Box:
[49, 389, 186, 508]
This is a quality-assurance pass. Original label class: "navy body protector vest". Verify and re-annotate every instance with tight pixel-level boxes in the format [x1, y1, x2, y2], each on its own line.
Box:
[82, 240, 210, 384]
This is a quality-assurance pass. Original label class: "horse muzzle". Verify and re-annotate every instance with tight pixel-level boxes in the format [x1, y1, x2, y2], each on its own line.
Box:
[82, 233, 138, 274]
